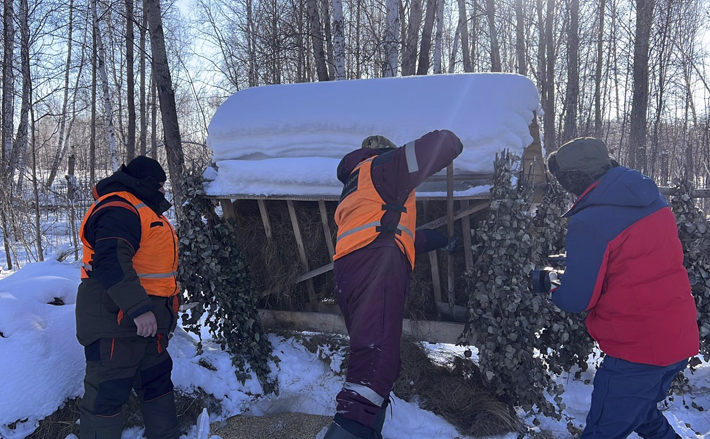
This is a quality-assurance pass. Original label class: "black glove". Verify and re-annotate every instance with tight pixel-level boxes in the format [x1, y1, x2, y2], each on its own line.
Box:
[531, 269, 561, 293]
[443, 235, 459, 254]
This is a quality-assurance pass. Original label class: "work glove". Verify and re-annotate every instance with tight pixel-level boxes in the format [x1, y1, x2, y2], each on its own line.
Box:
[443, 235, 459, 254]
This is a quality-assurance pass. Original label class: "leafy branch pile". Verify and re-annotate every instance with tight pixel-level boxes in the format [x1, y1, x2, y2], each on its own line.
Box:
[462, 152, 594, 419]
[669, 179, 710, 361]
[177, 172, 277, 393]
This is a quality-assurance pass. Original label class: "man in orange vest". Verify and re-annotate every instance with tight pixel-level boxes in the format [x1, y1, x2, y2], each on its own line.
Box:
[324, 130, 463, 439]
[76, 156, 180, 439]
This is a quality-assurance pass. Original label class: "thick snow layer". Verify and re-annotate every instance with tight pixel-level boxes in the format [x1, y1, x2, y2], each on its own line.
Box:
[205, 73, 541, 197]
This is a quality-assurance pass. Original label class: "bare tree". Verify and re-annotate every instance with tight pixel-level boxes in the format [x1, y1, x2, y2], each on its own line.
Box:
[332, 0, 345, 79]
[458, 0, 472, 72]
[126, 0, 136, 160]
[308, 0, 330, 80]
[93, 0, 120, 171]
[515, 0, 526, 75]
[13, 0, 31, 192]
[402, 0, 423, 75]
[2, 0, 16, 270]
[145, 0, 186, 210]
[383, 0, 400, 76]
[562, 0, 579, 141]
[593, 0, 606, 137]
[485, 0, 501, 71]
[140, 1, 148, 155]
[628, 0, 655, 171]
[417, 0, 436, 75]
[433, 0, 444, 73]
[543, 0, 556, 150]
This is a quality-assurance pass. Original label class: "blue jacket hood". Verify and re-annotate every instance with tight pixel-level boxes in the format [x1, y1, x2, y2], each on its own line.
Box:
[565, 166, 660, 217]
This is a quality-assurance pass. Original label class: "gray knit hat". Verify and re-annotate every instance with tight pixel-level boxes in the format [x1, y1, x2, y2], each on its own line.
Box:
[547, 137, 612, 179]
[361, 135, 397, 150]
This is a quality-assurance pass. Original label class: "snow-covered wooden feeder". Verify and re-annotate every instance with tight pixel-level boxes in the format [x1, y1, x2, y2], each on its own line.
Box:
[203, 73, 544, 330]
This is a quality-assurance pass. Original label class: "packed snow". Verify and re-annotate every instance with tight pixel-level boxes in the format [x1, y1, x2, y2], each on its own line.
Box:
[1, 259, 709, 438]
[204, 73, 540, 197]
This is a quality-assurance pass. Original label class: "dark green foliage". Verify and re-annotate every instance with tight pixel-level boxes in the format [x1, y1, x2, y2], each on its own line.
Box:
[462, 152, 594, 419]
[177, 172, 277, 394]
[669, 180, 710, 361]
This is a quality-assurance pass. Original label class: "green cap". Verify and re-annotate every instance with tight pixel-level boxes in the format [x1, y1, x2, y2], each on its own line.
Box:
[548, 137, 611, 177]
[361, 135, 397, 150]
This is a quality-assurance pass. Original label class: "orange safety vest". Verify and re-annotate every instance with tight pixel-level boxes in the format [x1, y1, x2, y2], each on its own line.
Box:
[80, 190, 179, 298]
[334, 157, 417, 268]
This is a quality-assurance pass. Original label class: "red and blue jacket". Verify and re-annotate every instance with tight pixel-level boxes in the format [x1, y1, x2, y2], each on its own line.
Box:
[552, 166, 698, 366]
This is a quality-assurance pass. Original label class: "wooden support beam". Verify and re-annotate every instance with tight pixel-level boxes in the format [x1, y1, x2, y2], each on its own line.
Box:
[319, 200, 335, 259]
[287, 200, 317, 310]
[460, 200, 474, 272]
[446, 165, 455, 310]
[257, 199, 273, 239]
[658, 187, 710, 198]
[258, 309, 465, 344]
[429, 251, 442, 303]
[219, 199, 237, 222]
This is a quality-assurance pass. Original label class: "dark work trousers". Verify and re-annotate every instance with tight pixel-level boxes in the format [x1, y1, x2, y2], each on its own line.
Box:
[80, 334, 179, 439]
[581, 355, 688, 439]
[333, 243, 410, 429]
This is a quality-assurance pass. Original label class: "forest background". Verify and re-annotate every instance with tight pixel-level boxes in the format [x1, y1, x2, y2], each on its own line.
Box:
[0, 0, 709, 269]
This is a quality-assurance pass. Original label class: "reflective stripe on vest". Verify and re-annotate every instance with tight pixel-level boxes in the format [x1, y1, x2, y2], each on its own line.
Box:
[80, 190, 179, 297]
[333, 157, 417, 268]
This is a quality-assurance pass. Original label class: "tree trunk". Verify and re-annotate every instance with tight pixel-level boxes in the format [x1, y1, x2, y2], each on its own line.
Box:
[562, 0, 579, 141]
[90, 12, 97, 186]
[433, 0, 444, 74]
[2, 0, 15, 270]
[515, 0, 526, 75]
[126, 0, 136, 161]
[416, 0, 436, 75]
[402, 0, 423, 76]
[140, 1, 147, 155]
[151, 72, 157, 159]
[247, 0, 258, 86]
[458, 0, 471, 72]
[383, 0, 400, 76]
[332, 0, 345, 79]
[307, 0, 329, 81]
[93, 0, 120, 171]
[30, 104, 42, 262]
[321, 0, 335, 79]
[448, 21, 461, 73]
[145, 0, 186, 211]
[593, 0, 606, 137]
[628, 0, 655, 171]
[14, 0, 31, 193]
[485, 0, 501, 72]
[543, 0, 556, 150]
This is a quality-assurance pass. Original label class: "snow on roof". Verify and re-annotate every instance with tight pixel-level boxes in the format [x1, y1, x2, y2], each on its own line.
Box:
[204, 73, 541, 198]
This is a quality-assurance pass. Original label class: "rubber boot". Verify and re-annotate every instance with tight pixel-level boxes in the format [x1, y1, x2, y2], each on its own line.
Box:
[323, 421, 362, 439]
[79, 407, 125, 439]
[139, 391, 179, 439]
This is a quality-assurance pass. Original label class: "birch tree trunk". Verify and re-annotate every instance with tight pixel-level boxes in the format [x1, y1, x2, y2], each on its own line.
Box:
[126, 0, 136, 161]
[448, 22, 461, 73]
[332, 0, 345, 79]
[14, 0, 31, 193]
[30, 105, 42, 262]
[433, 0, 444, 74]
[321, 0, 335, 79]
[485, 0, 501, 71]
[90, 15, 97, 186]
[402, 0, 423, 76]
[417, 0, 436, 75]
[628, 0, 655, 171]
[458, 0, 471, 72]
[383, 0, 400, 76]
[307, 0, 329, 81]
[246, 0, 258, 86]
[515, 0, 527, 75]
[2, 0, 16, 270]
[562, 0, 579, 141]
[93, 0, 120, 171]
[593, 0, 606, 137]
[151, 73, 157, 159]
[145, 0, 186, 211]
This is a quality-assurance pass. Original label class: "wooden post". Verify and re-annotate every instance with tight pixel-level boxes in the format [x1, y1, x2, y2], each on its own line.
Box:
[460, 200, 474, 272]
[429, 251, 442, 303]
[219, 199, 237, 222]
[257, 199, 273, 239]
[446, 165, 455, 310]
[287, 200, 317, 310]
[318, 200, 335, 259]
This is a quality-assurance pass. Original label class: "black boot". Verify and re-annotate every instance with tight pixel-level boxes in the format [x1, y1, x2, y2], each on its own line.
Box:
[79, 407, 125, 439]
[372, 400, 389, 433]
[323, 414, 382, 439]
[139, 391, 179, 439]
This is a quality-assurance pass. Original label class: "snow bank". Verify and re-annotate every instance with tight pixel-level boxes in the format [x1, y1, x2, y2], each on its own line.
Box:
[205, 73, 541, 197]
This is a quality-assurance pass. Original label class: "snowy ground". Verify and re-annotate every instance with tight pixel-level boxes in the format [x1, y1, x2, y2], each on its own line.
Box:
[1, 259, 710, 439]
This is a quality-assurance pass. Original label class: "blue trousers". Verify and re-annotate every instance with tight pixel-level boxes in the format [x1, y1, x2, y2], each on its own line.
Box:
[581, 355, 687, 439]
